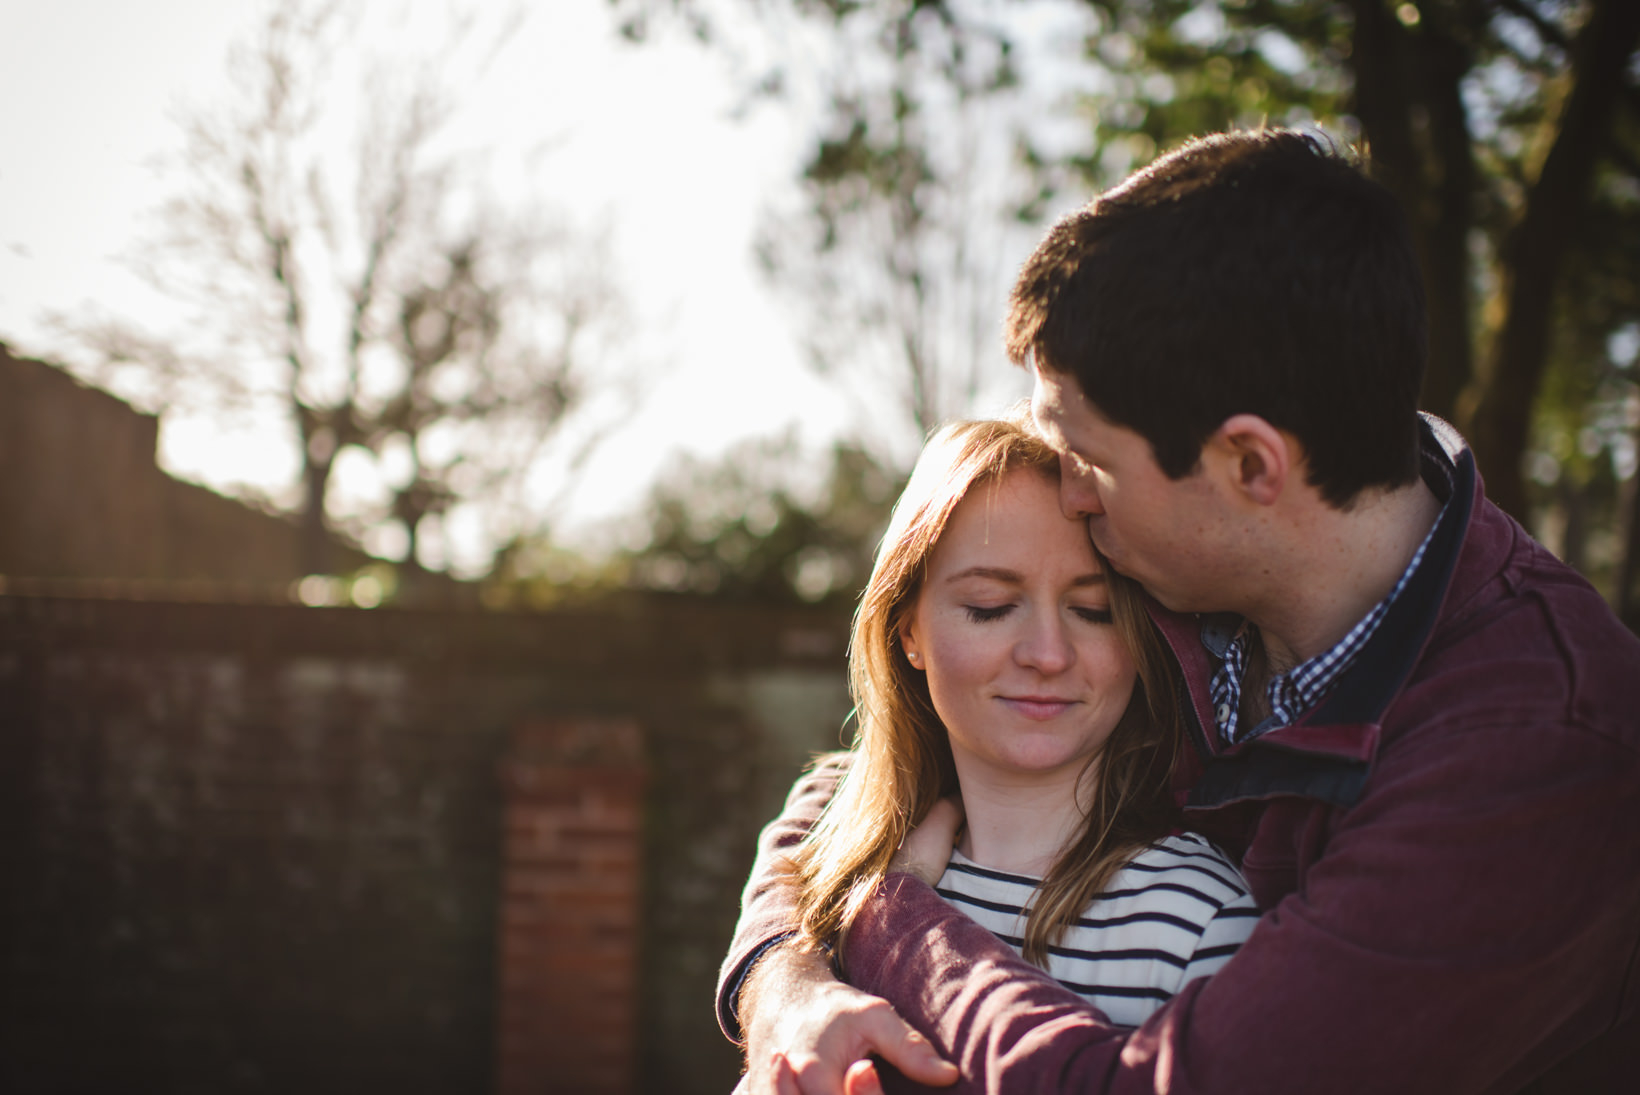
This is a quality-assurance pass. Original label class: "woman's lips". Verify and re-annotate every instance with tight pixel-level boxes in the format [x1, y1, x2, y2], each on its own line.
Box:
[999, 696, 1077, 720]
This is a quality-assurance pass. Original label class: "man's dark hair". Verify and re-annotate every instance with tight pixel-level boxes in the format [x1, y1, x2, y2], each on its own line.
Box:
[1006, 128, 1426, 508]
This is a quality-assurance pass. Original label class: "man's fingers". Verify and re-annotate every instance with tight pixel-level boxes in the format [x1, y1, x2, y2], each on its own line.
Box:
[846, 1002, 958, 1087]
[842, 1058, 883, 1095]
[871, 1024, 959, 1087]
[924, 796, 965, 832]
[770, 1051, 804, 1095]
[740, 945, 949, 1094]
[892, 795, 966, 884]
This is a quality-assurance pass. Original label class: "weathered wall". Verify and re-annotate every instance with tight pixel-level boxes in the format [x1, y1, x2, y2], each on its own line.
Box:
[0, 345, 372, 589]
[0, 592, 853, 1095]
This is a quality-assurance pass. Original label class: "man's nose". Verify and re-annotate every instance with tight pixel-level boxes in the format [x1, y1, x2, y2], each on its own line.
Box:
[1059, 469, 1104, 520]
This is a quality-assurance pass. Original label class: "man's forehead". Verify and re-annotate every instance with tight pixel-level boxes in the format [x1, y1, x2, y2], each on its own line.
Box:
[1027, 380, 1065, 441]
[1029, 367, 1083, 440]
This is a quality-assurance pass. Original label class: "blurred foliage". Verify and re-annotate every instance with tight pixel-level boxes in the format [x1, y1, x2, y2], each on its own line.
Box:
[613, 0, 1640, 621]
[489, 434, 904, 606]
[625, 0, 1045, 454]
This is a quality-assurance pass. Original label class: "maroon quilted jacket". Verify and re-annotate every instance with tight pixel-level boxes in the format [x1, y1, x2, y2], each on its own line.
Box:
[718, 424, 1640, 1094]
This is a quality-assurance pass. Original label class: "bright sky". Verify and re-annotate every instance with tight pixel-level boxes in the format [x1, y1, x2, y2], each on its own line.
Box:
[0, 0, 866, 569]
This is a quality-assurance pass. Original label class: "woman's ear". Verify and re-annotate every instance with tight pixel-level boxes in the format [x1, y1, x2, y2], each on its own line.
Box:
[1207, 414, 1292, 507]
[899, 622, 924, 669]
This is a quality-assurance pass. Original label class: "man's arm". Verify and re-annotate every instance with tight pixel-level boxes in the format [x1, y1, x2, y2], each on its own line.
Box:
[844, 721, 1640, 1093]
[738, 942, 955, 1095]
[717, 753, 849, 1042]
[719, 754, 959, 1094]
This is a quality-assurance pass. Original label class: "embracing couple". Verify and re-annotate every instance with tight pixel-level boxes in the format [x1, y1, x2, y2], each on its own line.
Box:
[716, 129, 1640, 1094]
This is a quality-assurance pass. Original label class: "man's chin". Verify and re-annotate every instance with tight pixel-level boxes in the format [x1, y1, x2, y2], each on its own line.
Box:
[1092, 545, 1145, 588]
[1103, 559, 1182, 611]
[1086, 523, 1119, 564]
[1145, 587, 1191, 613]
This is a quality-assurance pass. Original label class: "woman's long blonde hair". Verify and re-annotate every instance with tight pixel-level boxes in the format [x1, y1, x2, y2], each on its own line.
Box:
[788, 413, 1182, 966]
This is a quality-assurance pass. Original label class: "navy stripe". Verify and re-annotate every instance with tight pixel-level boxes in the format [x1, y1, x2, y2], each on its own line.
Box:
[946, 850, 1248, 900]
[1189, 943, 1244, 962]
[1137, 842, 1237, 868]
[938, 889, 1212, 936]
[943, 860, 1040, 886]
[1053, 981, 1173, 1001]
[1070, 908, 1207, 933]
[980, 932, 1198, 969]
[1050, 945, 1191, 969]
[936, 888, 1031, 916]
[1138, 846, 1251, 877]
[1214, 905, 1262, 920]
[1120, 858, 1249, 895]
[1123, 856, 1231, 878]
[1094, 881, 1228, 908]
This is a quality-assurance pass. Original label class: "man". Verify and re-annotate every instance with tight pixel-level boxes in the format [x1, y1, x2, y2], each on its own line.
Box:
[719, 129, 1640, 1094]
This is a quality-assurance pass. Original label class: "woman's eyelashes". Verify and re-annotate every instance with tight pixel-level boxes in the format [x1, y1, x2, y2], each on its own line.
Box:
[960, 603, 1114, 624]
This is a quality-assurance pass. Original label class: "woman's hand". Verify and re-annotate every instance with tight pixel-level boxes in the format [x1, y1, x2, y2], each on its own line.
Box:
[889, 796, 965, 886]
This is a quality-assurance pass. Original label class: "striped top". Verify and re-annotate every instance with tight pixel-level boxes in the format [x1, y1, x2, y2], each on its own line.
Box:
[934, 832, 1260, 1027]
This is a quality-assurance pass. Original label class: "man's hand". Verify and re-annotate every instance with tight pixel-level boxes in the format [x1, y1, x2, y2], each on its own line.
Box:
[739, 941, 958, 1095]
[889, 796, 964, 886]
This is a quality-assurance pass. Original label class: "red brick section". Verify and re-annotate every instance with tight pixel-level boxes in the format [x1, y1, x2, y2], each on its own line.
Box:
[497, 719, 646, 1095]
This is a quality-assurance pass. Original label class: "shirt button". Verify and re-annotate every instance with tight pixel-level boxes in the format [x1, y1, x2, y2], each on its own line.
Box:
[1215, 702, 1232, 725]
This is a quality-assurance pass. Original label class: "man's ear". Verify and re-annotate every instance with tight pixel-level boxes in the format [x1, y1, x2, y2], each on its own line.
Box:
[1207, 414, 1292, 506]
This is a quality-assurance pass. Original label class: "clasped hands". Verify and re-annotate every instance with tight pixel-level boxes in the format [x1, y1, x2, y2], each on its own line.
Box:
[737, 797, 965, 1095]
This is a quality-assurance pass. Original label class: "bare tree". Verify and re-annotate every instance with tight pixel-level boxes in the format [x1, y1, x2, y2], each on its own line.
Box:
[65, 0, 625, 579]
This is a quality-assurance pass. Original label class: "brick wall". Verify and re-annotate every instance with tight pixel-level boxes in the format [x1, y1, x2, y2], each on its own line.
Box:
[497, 720, 645, 1095]
[0, 592, 853, 1095]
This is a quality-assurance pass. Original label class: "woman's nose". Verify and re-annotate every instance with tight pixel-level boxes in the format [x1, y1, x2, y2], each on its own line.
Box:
[1016, 617, 1074, 674]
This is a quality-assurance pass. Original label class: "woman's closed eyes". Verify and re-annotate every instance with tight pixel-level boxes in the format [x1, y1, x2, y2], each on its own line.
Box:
[960, 603, 1113, 625]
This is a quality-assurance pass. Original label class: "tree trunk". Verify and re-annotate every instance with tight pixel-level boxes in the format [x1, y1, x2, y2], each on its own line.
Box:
[299, 456, 334, 577]
[1460, 0, 1640, 518]
[1408, 15, 1477, 424]
[1555, 474, 1589, 575]
[1617, 418, 1640, 626]
[1345, 0, 1476, 425]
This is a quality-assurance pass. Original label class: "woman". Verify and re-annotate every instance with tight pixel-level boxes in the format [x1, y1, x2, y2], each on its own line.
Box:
[786, 415, 1257, 1026]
